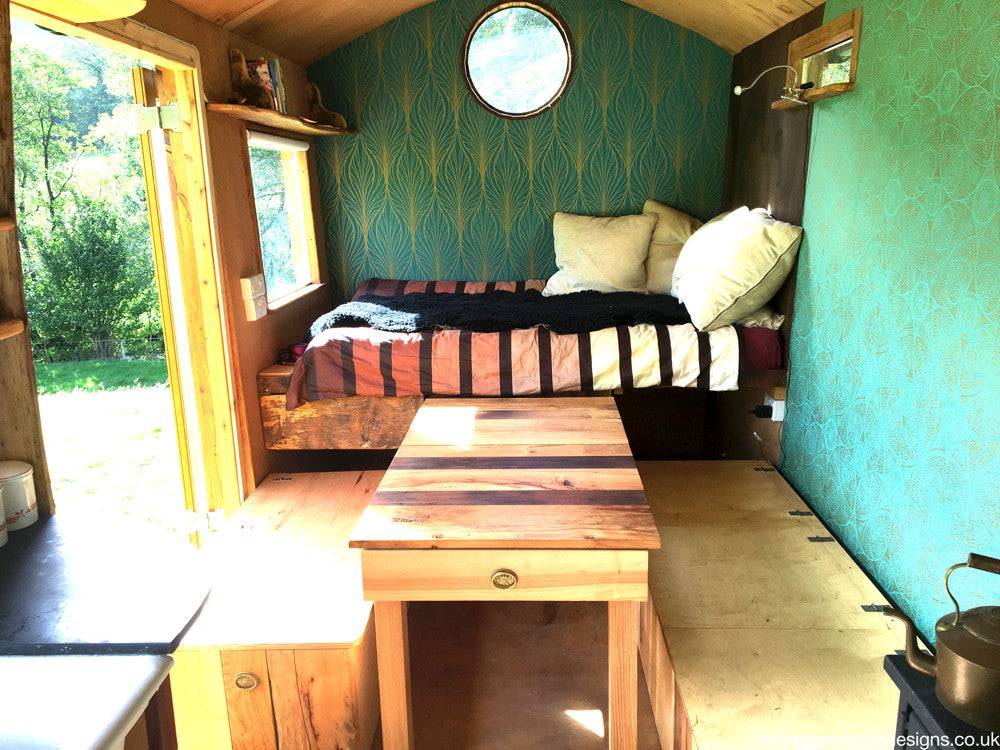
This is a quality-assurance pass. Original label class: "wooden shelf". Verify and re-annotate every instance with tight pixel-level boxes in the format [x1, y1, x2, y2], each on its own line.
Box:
[0, 318, 27, 341]
[206, 103, 357, 137]
[770, 97, 808, 111]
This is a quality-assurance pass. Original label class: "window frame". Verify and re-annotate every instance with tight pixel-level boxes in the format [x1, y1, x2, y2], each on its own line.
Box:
[246, 130, 322, 310]
[461, 1, 574, 121]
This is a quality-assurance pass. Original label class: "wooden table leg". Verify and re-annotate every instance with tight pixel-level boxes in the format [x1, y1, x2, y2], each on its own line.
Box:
[374, 601, 414, 750]
[608, 600, 639, 750]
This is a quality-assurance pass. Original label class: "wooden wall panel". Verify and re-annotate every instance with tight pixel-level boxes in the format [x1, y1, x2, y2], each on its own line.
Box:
[0, 0, 54, 514]
[719, 5, 825, 464]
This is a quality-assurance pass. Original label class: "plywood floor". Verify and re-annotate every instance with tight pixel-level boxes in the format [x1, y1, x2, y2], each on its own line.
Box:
[371, 601, 660, 749]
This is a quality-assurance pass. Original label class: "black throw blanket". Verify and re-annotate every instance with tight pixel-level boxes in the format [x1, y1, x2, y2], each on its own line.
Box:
[310, 289, 692, 338]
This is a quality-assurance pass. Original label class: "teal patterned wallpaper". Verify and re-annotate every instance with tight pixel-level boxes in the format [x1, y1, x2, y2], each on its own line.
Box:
[782, 0, 1000, 642]
[308, 0, 731, 299]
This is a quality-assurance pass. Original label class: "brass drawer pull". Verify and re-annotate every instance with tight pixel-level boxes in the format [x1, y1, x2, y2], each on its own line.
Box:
[234, 672, 259, 690]
[491, 569, 517, 590]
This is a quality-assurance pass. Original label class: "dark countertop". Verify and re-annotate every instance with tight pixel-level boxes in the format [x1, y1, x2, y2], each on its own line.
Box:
[0, 654, 172, 749]
[0, 513, 208, 655]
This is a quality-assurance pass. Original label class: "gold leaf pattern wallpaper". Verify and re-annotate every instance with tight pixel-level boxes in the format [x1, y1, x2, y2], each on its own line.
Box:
[782, 0, 1000, 642]
[309, 0, 731, 299]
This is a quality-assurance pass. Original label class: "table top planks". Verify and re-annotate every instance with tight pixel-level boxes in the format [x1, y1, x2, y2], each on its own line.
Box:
[350, 397, 660, 551]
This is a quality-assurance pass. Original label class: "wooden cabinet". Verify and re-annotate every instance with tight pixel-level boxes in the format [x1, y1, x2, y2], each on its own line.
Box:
[174, 634, 377, 750]
[171, 472, 383, 749]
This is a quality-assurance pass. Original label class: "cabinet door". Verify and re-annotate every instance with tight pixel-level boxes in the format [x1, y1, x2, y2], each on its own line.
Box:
[220, 650, 277, 750]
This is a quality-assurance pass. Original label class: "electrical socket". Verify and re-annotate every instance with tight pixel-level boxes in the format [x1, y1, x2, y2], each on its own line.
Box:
[765, 394, 786, 422]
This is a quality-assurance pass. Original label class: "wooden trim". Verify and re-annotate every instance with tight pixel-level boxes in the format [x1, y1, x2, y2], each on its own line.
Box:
[11, 4, 199, 68]
[265, 281, 325, 311]
[639, 597, 675, 749]
[133, 66, 198, 542]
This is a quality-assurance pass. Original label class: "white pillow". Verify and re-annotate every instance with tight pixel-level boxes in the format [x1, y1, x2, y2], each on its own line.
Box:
[673, 207, 802, 331]
[543, 212, 656, 296]
[738, 306, 786, 330]
[642, 199, 702, 295]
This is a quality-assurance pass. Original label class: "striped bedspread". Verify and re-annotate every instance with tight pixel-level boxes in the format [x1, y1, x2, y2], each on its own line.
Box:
[286, 279, 744, 408]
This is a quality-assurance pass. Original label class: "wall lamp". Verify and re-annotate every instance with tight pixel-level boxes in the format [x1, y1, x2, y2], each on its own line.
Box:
[733, 64, 813, 107]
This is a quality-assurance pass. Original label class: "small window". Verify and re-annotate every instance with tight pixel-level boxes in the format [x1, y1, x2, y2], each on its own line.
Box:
[463, 2, 573, 119]
[247, 131, 319, 305]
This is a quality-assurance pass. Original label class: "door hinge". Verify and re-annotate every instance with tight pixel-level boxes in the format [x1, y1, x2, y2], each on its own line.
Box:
[131, 102, 181, 133]
[184, 508, 226, 534]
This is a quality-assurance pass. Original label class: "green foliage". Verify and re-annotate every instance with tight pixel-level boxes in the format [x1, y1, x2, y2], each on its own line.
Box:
[12, 19, 160, 362]
[248, 144, 298, 298]
[35, 358, 168, 394]
[25, 197, 160, 358]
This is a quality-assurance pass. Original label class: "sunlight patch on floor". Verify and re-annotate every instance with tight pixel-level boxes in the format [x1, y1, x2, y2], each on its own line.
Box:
[565, 709, 606, 738]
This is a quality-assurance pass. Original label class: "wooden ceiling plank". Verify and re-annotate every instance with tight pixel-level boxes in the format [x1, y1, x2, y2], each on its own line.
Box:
[223, 0, 284, 31]
[170, 0, 822, 63]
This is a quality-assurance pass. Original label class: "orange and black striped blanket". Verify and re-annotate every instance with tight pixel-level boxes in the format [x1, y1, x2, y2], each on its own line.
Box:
[286, 279, 777, 408]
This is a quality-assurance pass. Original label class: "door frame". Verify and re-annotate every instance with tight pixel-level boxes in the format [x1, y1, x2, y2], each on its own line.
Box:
[11, 4, 245, 522]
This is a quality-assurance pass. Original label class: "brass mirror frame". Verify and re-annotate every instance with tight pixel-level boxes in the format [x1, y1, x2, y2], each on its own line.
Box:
[462, 1, 574, 120]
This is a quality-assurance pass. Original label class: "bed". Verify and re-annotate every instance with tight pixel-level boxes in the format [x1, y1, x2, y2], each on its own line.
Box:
[260, 279, 786, 451]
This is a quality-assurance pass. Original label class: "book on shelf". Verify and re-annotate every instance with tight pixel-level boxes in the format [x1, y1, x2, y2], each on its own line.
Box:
[268, 59, 288, 113]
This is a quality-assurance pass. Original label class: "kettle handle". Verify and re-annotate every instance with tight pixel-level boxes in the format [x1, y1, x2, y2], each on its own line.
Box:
[944, 553, 1000, 626]
[968, 553, 1000, 576]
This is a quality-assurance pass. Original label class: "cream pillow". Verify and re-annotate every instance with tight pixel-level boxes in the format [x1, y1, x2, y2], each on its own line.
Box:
[738, 306, 786, 330]
[673, 207, 802, 331]
[543, 212, 656, 296]
[642, 199, 702, 295]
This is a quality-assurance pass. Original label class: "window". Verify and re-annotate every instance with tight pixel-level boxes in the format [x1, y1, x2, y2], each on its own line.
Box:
[463, 2, 573, 119]
[247, 131, 319, 305]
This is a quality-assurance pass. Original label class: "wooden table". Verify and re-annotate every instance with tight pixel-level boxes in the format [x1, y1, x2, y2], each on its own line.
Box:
[350, 397, 661, 749]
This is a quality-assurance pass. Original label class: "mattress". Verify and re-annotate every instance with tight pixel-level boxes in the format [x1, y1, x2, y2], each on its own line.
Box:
[286, 279, 781, 407]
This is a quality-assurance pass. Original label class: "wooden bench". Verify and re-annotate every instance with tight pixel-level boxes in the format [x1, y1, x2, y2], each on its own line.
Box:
[637, 461, 904, 749]
[169, 471, 383, 749]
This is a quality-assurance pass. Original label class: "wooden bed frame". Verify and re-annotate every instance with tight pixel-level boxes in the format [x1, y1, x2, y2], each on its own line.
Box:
[257, 364, 787, 451]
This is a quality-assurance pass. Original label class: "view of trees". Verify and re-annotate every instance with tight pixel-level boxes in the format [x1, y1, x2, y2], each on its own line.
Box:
[13, 20, 160, 361]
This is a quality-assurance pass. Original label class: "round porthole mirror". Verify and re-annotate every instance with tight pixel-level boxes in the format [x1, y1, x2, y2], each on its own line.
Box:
[463, 2, 573, 119]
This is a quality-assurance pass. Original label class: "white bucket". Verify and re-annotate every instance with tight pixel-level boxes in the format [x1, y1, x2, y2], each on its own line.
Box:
[1, 461, 38, 532]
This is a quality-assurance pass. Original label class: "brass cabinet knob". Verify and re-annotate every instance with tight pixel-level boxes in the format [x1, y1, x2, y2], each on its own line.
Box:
[491, 569, 518, 590]
[234, 672, 259, 690]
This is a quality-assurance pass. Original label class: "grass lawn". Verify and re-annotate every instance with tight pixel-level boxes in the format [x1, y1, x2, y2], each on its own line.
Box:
[36, 359, 186, 538]
[35, 357, 168, 394]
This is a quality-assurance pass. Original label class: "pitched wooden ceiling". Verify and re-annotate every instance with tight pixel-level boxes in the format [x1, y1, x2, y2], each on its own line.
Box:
[172, 0, 822, 66]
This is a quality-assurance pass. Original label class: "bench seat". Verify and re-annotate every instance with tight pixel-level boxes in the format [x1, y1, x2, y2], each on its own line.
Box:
[639, 461, 904, 749]
[170, 471, 383, 750]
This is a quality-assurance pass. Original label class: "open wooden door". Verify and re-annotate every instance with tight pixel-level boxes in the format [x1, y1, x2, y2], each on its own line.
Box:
[132, 64, 243, 539]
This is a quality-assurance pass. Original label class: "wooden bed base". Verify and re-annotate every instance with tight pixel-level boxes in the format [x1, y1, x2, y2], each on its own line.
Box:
[258, 364, 786, 451]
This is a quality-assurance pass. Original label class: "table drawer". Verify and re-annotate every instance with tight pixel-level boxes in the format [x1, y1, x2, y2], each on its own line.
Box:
[360, 549, 648, 601]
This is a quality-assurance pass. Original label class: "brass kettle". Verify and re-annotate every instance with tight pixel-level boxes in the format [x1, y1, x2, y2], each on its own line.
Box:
[886, 553, 1000, 730]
